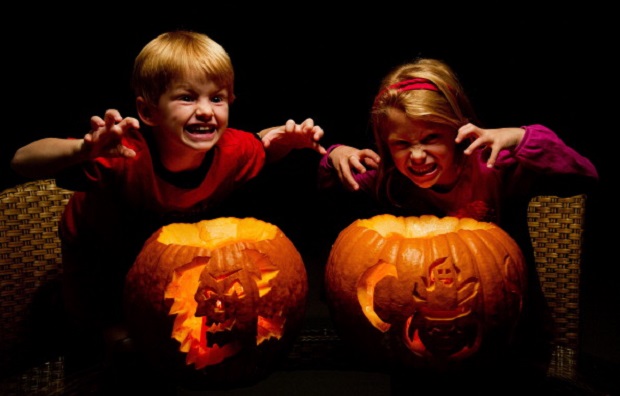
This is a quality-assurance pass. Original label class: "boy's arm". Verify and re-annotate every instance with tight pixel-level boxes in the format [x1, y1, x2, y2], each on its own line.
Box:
[11, 138, 89, 178]
[11, 109, 138, 179]
[258, 118, 326, 163]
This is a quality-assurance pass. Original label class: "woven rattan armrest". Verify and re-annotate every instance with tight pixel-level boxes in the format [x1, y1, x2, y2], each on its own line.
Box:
[528, 194, 587, 381]
[0, 179, 74, 395]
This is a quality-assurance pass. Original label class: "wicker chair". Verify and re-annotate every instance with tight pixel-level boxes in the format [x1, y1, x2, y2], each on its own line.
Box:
[527, 194, 588, 382]
[0, 179, 75, 395]
[0, 178, 593, 394]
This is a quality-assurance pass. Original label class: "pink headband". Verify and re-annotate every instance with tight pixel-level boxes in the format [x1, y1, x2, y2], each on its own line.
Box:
[374, 78, 438, 105]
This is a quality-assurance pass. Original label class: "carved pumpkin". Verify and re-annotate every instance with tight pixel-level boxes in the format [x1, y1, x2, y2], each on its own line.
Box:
[124, 217, 308, 388]
[324, 214, 527, 371]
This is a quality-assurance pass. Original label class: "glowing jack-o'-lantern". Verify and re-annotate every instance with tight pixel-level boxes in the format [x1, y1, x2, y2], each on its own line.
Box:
[324, 214, 527, 370]
[124, 217, 308, 387]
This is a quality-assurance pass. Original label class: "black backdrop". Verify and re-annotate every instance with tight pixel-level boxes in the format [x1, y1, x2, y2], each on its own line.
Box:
[3, 9, 617, 368]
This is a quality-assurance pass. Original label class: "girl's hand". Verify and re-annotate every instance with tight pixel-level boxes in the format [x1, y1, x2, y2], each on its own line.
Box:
[456, 123, 525, 168]
[82, 109, 139, 159]
[329, 145, 380, 191]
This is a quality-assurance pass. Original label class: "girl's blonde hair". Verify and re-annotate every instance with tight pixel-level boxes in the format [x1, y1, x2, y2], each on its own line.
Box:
[370, 58, 478, 205]
[131, 30, 235, 106]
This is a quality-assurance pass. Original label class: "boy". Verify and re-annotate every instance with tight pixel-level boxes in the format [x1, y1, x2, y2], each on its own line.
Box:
[11, 30, 326, 371]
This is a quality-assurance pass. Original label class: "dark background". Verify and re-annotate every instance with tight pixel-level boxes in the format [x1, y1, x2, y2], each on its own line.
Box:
[3, 7, 617, 375]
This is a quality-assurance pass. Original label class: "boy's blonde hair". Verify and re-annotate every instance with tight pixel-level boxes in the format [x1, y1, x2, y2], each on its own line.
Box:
[131, 30, 235, 106]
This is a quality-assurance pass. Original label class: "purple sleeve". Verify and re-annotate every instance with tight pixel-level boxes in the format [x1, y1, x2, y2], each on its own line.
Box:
[318, 144, 377, 193]
[495, 124, 599, 179]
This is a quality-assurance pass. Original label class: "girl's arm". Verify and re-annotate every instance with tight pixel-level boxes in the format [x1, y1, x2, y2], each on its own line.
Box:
[492, 124, 599, 196]
[510, 124, 598, 179]
[457, 123, 598, 182]
[318, 145, 380, 191]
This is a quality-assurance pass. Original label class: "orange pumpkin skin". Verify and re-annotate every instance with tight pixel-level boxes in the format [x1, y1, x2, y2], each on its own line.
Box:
[124, 217, 308, 388]
[325, 214, 527, 371]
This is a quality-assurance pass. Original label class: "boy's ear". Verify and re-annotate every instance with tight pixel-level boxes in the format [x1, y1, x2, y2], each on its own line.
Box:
[136, 97, 157, 126]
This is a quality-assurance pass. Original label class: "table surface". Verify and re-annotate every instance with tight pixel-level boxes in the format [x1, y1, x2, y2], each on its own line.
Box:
[1, 326, 617, 396]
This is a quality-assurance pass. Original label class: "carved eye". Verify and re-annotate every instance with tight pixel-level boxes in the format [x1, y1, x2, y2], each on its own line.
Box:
[203, 288, 218, 300]
[225, 281, 245, 298]
[434, 268, 454, 285]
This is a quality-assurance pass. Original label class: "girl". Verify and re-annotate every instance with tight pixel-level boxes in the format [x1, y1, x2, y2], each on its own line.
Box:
[318, 57, 598, 387]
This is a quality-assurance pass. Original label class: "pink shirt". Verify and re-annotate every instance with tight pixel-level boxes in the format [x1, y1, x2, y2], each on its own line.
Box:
[318, 124, 598, 226]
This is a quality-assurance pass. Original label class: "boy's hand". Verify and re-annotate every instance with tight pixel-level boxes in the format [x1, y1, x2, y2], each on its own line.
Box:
[82, 109, 139, 159]
[260, 118, 326, 161]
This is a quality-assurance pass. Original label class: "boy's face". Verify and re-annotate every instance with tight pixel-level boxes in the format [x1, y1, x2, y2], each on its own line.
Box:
[384, 108, 459, 189]
[148, 74, 230, 160]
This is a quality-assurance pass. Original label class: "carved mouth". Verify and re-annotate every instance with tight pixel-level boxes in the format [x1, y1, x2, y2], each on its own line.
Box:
[205, 318, 236, 347]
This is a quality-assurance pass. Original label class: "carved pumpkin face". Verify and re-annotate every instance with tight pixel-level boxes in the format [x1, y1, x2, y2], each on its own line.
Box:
[324, 214, 526, 369]
[124, 217, 308, 387]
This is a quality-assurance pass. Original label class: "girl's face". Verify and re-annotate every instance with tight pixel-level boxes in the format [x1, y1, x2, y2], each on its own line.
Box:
[385, 108, 460, 189]
[144, 73, 230, 169]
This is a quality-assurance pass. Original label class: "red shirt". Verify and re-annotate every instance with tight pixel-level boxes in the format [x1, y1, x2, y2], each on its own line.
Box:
[57, 127, 265, 326]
